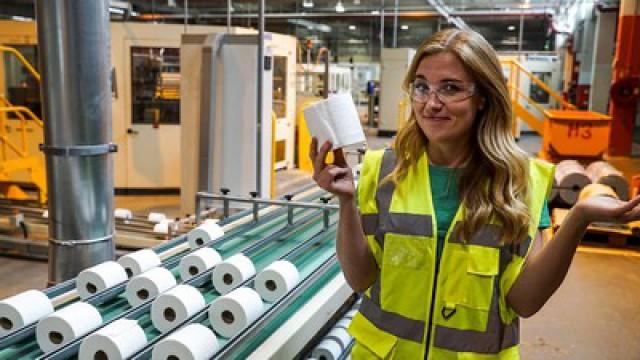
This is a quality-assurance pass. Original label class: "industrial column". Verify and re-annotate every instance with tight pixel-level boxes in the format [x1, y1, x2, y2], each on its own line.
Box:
[588, 4, 618, 114]
[35, 0, 116, 284]
[608, 0, 640, 156]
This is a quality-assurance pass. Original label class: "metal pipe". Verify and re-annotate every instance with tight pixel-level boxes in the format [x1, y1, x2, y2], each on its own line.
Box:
[324, 49, 330, 98]
[35, 0, 116, 284]
[183, 0, 188, 33]
[227, 0, 232, 33]
[393, 0, 398, 48]
[196, 192, 339, 210]
[256, 0, 265, 197]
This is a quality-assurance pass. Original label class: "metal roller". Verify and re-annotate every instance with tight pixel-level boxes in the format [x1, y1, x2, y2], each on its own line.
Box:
[585, 161, 629, 200]
[554, 160, 592, 205]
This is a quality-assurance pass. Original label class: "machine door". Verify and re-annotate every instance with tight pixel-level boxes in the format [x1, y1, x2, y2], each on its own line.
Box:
[125, 40, 181, 189]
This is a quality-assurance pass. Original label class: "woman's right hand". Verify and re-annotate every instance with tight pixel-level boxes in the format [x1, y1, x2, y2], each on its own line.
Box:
[309, 137, 355, 201]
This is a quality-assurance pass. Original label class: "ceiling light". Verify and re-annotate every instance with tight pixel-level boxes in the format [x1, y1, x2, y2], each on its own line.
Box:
[354, 0, 361, 4]
[371, 10, 380, 15]
[401, 25, 409, 30]
[303, 0, 314, 8]
[508, 25, 516, 31]
[335, 1, 345, 13]
[349, 25, 356, 30]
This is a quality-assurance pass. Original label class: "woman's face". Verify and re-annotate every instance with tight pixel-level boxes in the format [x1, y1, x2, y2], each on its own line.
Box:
[411, 52, 483, 147]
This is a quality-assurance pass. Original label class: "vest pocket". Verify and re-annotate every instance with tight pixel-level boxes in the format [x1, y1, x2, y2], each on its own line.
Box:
[348, 313, 399, 359]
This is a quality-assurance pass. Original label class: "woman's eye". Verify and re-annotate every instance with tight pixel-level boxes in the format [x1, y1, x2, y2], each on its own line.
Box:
[415, 83, 429, 92]
[442, 83, 462, 92]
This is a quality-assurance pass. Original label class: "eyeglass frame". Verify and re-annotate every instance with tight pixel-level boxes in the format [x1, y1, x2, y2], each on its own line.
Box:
[407, 79, 477, 104]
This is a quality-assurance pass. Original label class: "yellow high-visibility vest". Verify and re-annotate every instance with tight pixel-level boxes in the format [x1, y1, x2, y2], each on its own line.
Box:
[348, 148, 554, 359]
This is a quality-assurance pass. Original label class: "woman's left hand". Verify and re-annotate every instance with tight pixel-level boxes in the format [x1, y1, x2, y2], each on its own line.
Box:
[575, 195, 640, 225]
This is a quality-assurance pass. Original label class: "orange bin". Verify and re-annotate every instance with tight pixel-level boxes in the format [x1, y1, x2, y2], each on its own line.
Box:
[541, 110, 612, 159]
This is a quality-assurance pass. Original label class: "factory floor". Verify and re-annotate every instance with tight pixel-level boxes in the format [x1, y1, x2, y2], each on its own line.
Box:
[1, 133, 640, 359]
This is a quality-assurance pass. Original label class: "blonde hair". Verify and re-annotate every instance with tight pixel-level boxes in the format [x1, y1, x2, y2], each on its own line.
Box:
[389, 28, 531, 245]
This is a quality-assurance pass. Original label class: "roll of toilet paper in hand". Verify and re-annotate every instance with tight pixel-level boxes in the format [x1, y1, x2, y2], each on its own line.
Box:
[179, 247, 222, 281]
[188, 222, 225, 249]
[152, 323, 219, 360]
[208, 287, 264, 338]
[126, 267, 177, 307]
[36, 302, 103, 352]
[212, 253, 255, 295]
[118, 249, 162, 278]
[79, 319, 147, 360]
[77, 261, 128, 300]
[325, 327, 352, 349]
[151, 284, 206, 333]
[311, 338, 343, 360]
[303, 92, 366, 149]
[148, 212, 167, 223]
[254, 260, 300, 302]
[0, 290, 53, 336]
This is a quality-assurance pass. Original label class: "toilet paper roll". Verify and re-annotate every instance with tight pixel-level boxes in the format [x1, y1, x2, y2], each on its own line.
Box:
[334, 318, 351, 330]
[254, 260, 300, 302]
[0, 290, 53, 336]
[188, 222, 225, 249]
[311, 338, 342, 360]
[42, 210, 48, 218]
[212, 254, 256, 295]
[179, 247, 222, 281]
[344, 309, 358, 319]
[118, 249, 162, 278]
[208, 287, 264, 338]
[151, 285, 206, 333]
[325, 327, 352, 349]
[126, 267, 177, 307]
[151, 324, 219, 360]
[153, 220, 171, 235]
[114, 208, 133, 220]
[148, 212, 167, 223]
[77, 261, 128, 300]
[79, 319, 147, 360]
[36, 302, 103, 353]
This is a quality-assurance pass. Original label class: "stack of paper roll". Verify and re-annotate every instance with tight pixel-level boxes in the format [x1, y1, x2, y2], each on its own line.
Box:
[187, 221, 225, 249]
[254, 260, 300, 302]
[151, 285, 206, 333]
[0, 290, 53, 336]
[179, 247, 222, 281]
[79, 319, 147, 360]
[125, 267, 177, 307]
[76, 261, 128, 300]
[118, 249, 161, 278]
[586, 161, 629, 200]
[208, 287, 264, 338]
[578, 183, 619, 201]
[36, 302, 102, 352]
[212, 254, 256, 295]
[152, 324, 219, 360]
[555, 160, 592, 205]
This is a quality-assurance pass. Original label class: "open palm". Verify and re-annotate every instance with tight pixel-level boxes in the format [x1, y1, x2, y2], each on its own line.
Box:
[577, 195, 640, 224]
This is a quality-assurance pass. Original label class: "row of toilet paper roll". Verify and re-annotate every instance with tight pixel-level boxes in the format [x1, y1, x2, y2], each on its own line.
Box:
[307, 299, 361, 360]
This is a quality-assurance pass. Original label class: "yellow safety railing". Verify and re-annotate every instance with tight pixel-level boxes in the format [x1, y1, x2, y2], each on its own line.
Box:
[0, 45, 41, 82]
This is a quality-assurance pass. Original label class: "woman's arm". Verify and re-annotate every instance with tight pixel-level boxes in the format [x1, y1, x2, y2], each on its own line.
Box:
[310, 138, 378, 292]
[508, 195, 640, 317]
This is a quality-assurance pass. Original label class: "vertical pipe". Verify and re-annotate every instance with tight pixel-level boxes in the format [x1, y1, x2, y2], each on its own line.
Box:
[35, 0, 115, 284]
[256, 0, 264, 196]
[518, 13, 524, 52]
[184, 0, 188, 33]
[227, 0, 232, 33]
[380, 0, 385, 50]
[393, 0, 398, 48]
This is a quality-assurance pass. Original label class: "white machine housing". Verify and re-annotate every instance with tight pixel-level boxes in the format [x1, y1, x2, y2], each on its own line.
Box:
[378, 48, 415, 135]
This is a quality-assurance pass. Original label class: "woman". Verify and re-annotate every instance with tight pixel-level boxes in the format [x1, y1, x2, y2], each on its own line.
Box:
[310, 28, 640, 359]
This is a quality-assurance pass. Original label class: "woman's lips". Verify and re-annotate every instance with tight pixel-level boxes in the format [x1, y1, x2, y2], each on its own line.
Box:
[422, 116, 451, 121]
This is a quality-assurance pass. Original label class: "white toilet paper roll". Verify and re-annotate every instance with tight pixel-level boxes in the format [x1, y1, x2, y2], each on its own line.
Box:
[188, 222, 225, 249]
[118, 249, 162, 278]
[79, 319, 147, 360]
[77, 261, 128, 300]
[153, 220, 171, 235]
[325, 327, 352, 349]
[42, 210, 48, 218]
[0, 290, 53, 336]
[254, 260, 300, 302]
[311, 339, 342, 360]
[36, 302, 103, 353]
[151, 324, 219, 360]
[179, 247, 222, 281]
[334, 318, 351, 330]
[151, 285, 205, 333]
[208, 287, 264, 338]
[126, 267, 177, 307]
[114, 208, 133, 220]
[344, 309, 358, 319]
[148, 212, 167, 223]
[212, 254, 255, 295]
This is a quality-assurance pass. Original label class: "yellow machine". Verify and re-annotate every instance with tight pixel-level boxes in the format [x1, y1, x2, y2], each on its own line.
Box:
[0, 45, 46, 203]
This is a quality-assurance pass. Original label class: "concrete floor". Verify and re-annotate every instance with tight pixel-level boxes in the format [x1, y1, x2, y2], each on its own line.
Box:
[1, 133, 640, 358]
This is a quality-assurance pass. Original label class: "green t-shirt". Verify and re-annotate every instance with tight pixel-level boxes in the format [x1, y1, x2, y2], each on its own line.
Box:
[429, 164, 551, 262]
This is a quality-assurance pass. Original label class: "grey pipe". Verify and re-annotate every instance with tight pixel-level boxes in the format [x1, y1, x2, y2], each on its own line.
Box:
[35, 0, 116, 284]
[256, 0, 265, 196]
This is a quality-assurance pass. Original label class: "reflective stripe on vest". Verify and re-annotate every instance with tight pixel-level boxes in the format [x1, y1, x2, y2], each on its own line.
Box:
[360, 294, 426, 343]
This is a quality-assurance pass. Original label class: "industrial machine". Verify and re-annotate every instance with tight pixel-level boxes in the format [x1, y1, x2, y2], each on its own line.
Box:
[378, 48, 415, 136]
[0, 189, 357, 359]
